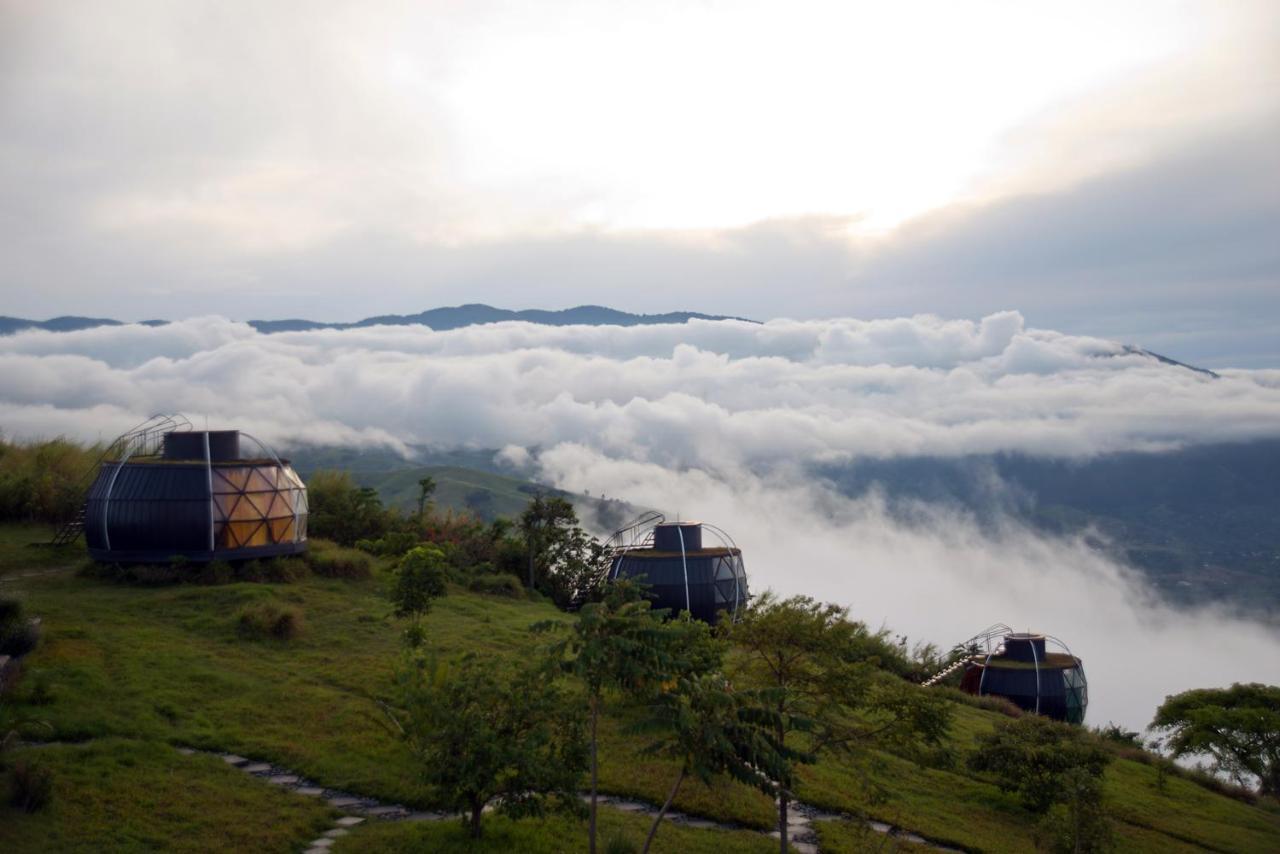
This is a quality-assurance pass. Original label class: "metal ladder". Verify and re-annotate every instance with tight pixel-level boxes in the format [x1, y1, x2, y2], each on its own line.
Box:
[45, 413, 193, 547]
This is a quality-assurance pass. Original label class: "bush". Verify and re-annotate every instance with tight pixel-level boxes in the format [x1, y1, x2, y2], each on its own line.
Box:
[603, 832, 638, 854]
[9, 760, 53, 812]
[305, 542, 373, 579]
[937, 687, 1024, 718]
[355, 530, 419, 558]
[467, 573, 525, 598]
[0, 600, 38, 658]
[0, 621, 40, 658]
[236, 557, 309, 584]
[235, 602, 304, 641]
[196, 560, 234, 585]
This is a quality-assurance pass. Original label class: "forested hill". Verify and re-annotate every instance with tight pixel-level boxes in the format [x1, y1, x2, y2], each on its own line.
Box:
[0, 304, 750, 336]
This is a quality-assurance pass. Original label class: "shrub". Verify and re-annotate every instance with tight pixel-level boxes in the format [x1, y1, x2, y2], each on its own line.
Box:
[306, 543, 373, 579]
[355, 530, 419, 558]
[196, 560, 234, 585]
[0, 620, 39, 658]
[0, 598, 22, 631]
[604, 832, 638, 854]
[938, 686, 1024, 718]
[9, 760, 53, 812]
[468, 573, 525, 598]
[235, 602, 304, 641]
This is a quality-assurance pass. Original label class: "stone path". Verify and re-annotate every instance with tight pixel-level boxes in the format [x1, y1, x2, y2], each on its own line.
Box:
[197, 746, 961, 853]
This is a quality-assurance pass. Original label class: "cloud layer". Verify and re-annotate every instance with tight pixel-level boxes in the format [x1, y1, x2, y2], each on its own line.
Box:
[4, 314, 1280, 730]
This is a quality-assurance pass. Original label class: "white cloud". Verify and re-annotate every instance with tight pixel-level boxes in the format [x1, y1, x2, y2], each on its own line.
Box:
[4, 314, 1280, 731]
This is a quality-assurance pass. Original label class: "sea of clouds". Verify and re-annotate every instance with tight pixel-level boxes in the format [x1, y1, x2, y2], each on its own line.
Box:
[3, 311, 1280, 732]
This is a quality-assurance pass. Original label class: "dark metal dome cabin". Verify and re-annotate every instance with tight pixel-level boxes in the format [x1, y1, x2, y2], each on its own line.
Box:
[82, 419, 307, 563]
[925, 624, 1087, 724]
[605, 514, 749, 623]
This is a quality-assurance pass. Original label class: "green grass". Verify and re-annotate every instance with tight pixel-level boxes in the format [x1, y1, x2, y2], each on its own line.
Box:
[0, 523, 78, 578]
[0, 738, 335, 853]
[1, 524, 1279, 852]
[330, 807, 779, 854]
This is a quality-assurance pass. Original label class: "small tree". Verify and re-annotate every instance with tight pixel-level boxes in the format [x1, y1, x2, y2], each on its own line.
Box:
[391, 545, 448, 646]
[540, 581, 677, 854]
[721, 593, 952, 854]
[969, 715, 1113, 851]
[1150, 683, 1280, 795]
[416, 476, 436, 518]
[383, 653, 586, 838]
[638, 672, 787, 853]
[517, 496, 583, 591]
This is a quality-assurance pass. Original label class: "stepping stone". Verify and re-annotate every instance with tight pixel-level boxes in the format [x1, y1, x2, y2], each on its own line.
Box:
[242, 763, 271, 774]
[328, 797, 361, 808]
[335, 816, 365, 827]
[403, 812, 445, 822]
[221, 754, 248, 765]
[323, 828, 350, 838]
[791, 844, 819, 854]
[610, 801, 648, 812]
[175, 747, 196, 756]
[304, 849, 329, 854]
[366, 806, 406, 817]
[268, 774, 299, 785]
[307, 840, 335, 850]
[296, 787, 325, 797]
[678, 819, 718, 830]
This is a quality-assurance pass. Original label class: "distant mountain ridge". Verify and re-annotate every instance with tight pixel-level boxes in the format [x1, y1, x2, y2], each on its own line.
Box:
[0, 304, 751, 336]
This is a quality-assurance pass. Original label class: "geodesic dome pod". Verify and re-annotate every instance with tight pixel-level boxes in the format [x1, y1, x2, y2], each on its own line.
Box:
[607, 521, 749, 623]
[83, 430, 308, 563]
[960, 632, 1088, 724]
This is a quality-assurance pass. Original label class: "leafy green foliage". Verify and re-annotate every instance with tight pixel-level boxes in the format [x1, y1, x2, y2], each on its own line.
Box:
[1150, 683, 1280, 795]
[0, 597, 39, 657]
[383, 653, 586, 838]
[304, 541, 374, 578]
[721, 592, 953, 851]
[542, 581, 682, 854]
[8, 759, 53, 812]
[967, 715, 1112, 814]
[519, 494, 605, 605]
[638, 673, 786, 853]
[468, 573, 526, 598]
[0, 436, 98, 523]
[306, 470, 393, 546]
[391, 546, 448, 647]
[235, 602, 304, 641]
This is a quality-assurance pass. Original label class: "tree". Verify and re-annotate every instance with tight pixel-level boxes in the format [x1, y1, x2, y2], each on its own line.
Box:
[390, 545, 448, 646]
[539, 581, 678, 854]
[306, 470, 390, 546]
[416, 476, 436, 518]
[721, 592, 952, 854]
[638, 672, 787, 853]
[968, 715, 1113, 814]
[1150, 683, 1280, 795]
[519, 494, 603, 600]
[382, 653, 586, 838]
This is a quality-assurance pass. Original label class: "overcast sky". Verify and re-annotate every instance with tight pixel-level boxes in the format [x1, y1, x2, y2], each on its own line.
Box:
[2, 0, 1277, 366]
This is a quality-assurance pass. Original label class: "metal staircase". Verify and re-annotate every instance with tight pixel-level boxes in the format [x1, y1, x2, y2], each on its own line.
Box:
[46, 414, 193, 547]
[566, 511, 665, 610]
[920, 622, 1012, 687]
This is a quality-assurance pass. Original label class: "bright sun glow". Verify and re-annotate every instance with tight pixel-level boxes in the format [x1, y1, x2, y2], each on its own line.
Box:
[415, 0, 1203, 235]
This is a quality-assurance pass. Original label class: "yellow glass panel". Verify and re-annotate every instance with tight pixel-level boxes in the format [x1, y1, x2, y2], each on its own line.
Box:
[243, 491, 272, 517]
[265, 492, 289, 518]
[229, 496, 261, 521]
[270, 517, 294, 542]
[247, 468, 276, 492]
[227, 520, 267, 547]
[216, 467, 252, 492]
[214, 493, 237, 522]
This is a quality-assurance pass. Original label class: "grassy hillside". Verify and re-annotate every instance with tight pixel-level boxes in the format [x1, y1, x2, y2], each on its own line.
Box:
[1, 525, 1278, 852]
